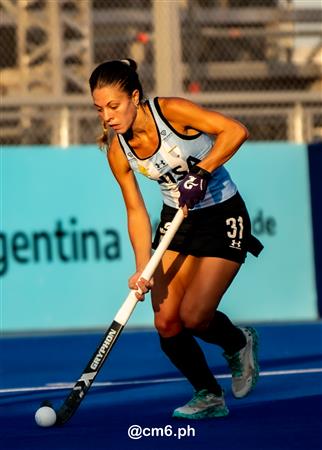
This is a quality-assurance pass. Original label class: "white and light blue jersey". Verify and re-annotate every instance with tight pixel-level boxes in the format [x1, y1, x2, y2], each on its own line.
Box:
[118, 97, 237, 209]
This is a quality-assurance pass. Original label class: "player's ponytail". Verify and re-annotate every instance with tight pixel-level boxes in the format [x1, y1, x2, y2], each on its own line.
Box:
[120, 58, 138, 72]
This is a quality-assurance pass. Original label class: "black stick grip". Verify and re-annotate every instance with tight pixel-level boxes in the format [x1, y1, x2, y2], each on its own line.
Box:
[56, 320, 123, 425]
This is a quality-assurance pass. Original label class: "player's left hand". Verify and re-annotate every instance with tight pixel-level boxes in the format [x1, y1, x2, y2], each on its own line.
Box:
[178, 166, 211, 209]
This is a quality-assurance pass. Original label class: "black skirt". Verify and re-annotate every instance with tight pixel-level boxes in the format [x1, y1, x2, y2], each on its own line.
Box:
[152, 192, 263, 264]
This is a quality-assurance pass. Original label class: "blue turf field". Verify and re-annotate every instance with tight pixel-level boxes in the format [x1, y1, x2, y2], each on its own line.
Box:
[1, 322, 321, 450]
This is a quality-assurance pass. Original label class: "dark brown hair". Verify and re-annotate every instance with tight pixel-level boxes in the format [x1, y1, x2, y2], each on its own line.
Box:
[89, 59, 144, 150]
[90, 59, 143, 99]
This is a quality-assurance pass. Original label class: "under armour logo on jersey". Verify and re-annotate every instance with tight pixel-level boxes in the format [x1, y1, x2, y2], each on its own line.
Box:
[161, 130, 167, 136]
[183, 175, 200, 190]
[155, 160, 166, 170]
[229, 240, 242, 250]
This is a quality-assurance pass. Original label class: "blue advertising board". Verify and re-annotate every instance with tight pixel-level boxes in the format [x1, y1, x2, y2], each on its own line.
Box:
[224, 142, 317, 321]
[0, 143, 317, 331]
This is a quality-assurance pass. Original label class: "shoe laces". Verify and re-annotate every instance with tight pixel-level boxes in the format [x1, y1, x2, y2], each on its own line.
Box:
[188, 389, 212, 406]
[226, 353, 243, 377]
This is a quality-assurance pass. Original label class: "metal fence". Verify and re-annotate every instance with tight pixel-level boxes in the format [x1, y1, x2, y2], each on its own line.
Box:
[1, 0, 321, 145]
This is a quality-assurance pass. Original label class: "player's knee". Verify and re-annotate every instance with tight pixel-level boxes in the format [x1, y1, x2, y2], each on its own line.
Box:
[154, 316, 182, 337]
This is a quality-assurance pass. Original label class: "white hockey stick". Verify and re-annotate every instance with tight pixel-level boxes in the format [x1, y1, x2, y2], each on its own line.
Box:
[44, 208, 185, 425]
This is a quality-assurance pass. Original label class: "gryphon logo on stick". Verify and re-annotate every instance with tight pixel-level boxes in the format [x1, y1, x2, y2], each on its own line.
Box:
[90, 328, 117, 370]
[75, 372, 96, 398]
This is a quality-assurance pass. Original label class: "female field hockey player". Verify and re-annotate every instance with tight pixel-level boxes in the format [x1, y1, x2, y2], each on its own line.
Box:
[89, 59, 263, 420]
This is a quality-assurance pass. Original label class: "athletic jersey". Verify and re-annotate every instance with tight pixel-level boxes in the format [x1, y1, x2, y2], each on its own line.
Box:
[117, 97, 237, 209]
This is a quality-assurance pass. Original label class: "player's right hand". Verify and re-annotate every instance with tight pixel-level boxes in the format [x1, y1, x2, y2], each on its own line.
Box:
[128, 271, 153, 301]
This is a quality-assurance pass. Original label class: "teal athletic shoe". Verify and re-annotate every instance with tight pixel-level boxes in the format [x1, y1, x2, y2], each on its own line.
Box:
[224, 326, 259, 399]
[172, 389, 229, 419]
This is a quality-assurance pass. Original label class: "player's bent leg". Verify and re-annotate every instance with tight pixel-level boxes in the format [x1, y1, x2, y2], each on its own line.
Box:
[179, 257, 241, 331]
[179, 257, 259, 399]
[192, 310, 247, 355]
[152, 252, 228, 418]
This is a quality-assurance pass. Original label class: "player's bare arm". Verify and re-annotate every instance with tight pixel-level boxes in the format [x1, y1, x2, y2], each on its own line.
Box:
[159, 97, 249, 173]
[108, 137, 152, 273]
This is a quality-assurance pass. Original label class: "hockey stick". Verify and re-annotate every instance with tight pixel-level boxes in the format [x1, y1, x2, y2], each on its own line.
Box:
[46, 208, 185, 426]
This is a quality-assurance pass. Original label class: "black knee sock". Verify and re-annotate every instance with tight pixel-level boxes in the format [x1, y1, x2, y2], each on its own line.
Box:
[192, 311, 246, 356]
[159, 329, 222, 396]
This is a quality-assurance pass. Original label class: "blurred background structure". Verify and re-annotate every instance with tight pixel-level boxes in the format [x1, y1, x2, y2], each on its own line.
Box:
[1, 0, 321, 146]
[1, 6, 322, 448]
